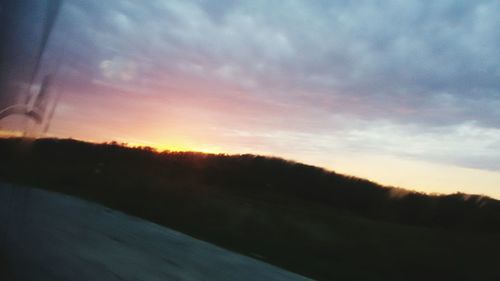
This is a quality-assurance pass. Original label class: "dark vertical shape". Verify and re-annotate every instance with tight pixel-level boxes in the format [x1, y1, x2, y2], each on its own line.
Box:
[0, 0, 63, 124]
[28, 0, 62, 102]
[0, 0, 57, 112]
[30, 74, 53, 123]
[42, 81, 62, 134]
[0, 0, 29, 109]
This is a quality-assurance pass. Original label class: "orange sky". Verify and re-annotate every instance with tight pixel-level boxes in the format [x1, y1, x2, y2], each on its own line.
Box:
[2, 75, 500, 199]
[2, 0, 500, 199]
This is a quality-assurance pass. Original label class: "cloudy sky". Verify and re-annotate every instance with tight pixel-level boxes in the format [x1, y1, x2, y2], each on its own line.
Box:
[8, 0, 500, 197]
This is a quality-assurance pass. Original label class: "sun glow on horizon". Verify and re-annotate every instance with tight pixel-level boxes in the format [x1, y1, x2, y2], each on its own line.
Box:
[2, 0, 500, 201]
[2, 127, 500, 200]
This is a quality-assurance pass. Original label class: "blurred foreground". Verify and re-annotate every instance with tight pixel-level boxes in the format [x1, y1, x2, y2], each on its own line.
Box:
[1, 138, 500, 280]
[0, 183, 309, 281]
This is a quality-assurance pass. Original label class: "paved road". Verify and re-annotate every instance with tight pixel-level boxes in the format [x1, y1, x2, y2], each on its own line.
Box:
[0, 183, 310, 281]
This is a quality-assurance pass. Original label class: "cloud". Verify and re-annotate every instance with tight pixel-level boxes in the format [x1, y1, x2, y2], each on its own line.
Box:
[41, 0, 500, 171]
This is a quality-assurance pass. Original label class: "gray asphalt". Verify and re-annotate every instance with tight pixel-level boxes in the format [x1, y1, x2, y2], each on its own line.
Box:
[0, 183, 311, 281]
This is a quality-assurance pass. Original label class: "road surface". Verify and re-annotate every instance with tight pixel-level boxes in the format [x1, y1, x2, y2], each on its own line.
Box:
[0, 183, 310, 281]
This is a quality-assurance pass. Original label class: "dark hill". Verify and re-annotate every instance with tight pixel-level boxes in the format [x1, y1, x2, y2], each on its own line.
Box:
[1, 137, 500, 280]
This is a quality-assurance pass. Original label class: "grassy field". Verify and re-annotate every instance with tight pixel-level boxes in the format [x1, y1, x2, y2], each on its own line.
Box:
[1, 137, 500, 280]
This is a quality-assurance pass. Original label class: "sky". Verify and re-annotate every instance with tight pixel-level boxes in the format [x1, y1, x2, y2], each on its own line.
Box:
[2, 0, 500, 198]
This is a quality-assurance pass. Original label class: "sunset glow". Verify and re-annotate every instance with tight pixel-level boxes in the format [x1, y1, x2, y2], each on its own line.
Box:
[2, 0, 500, 198]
